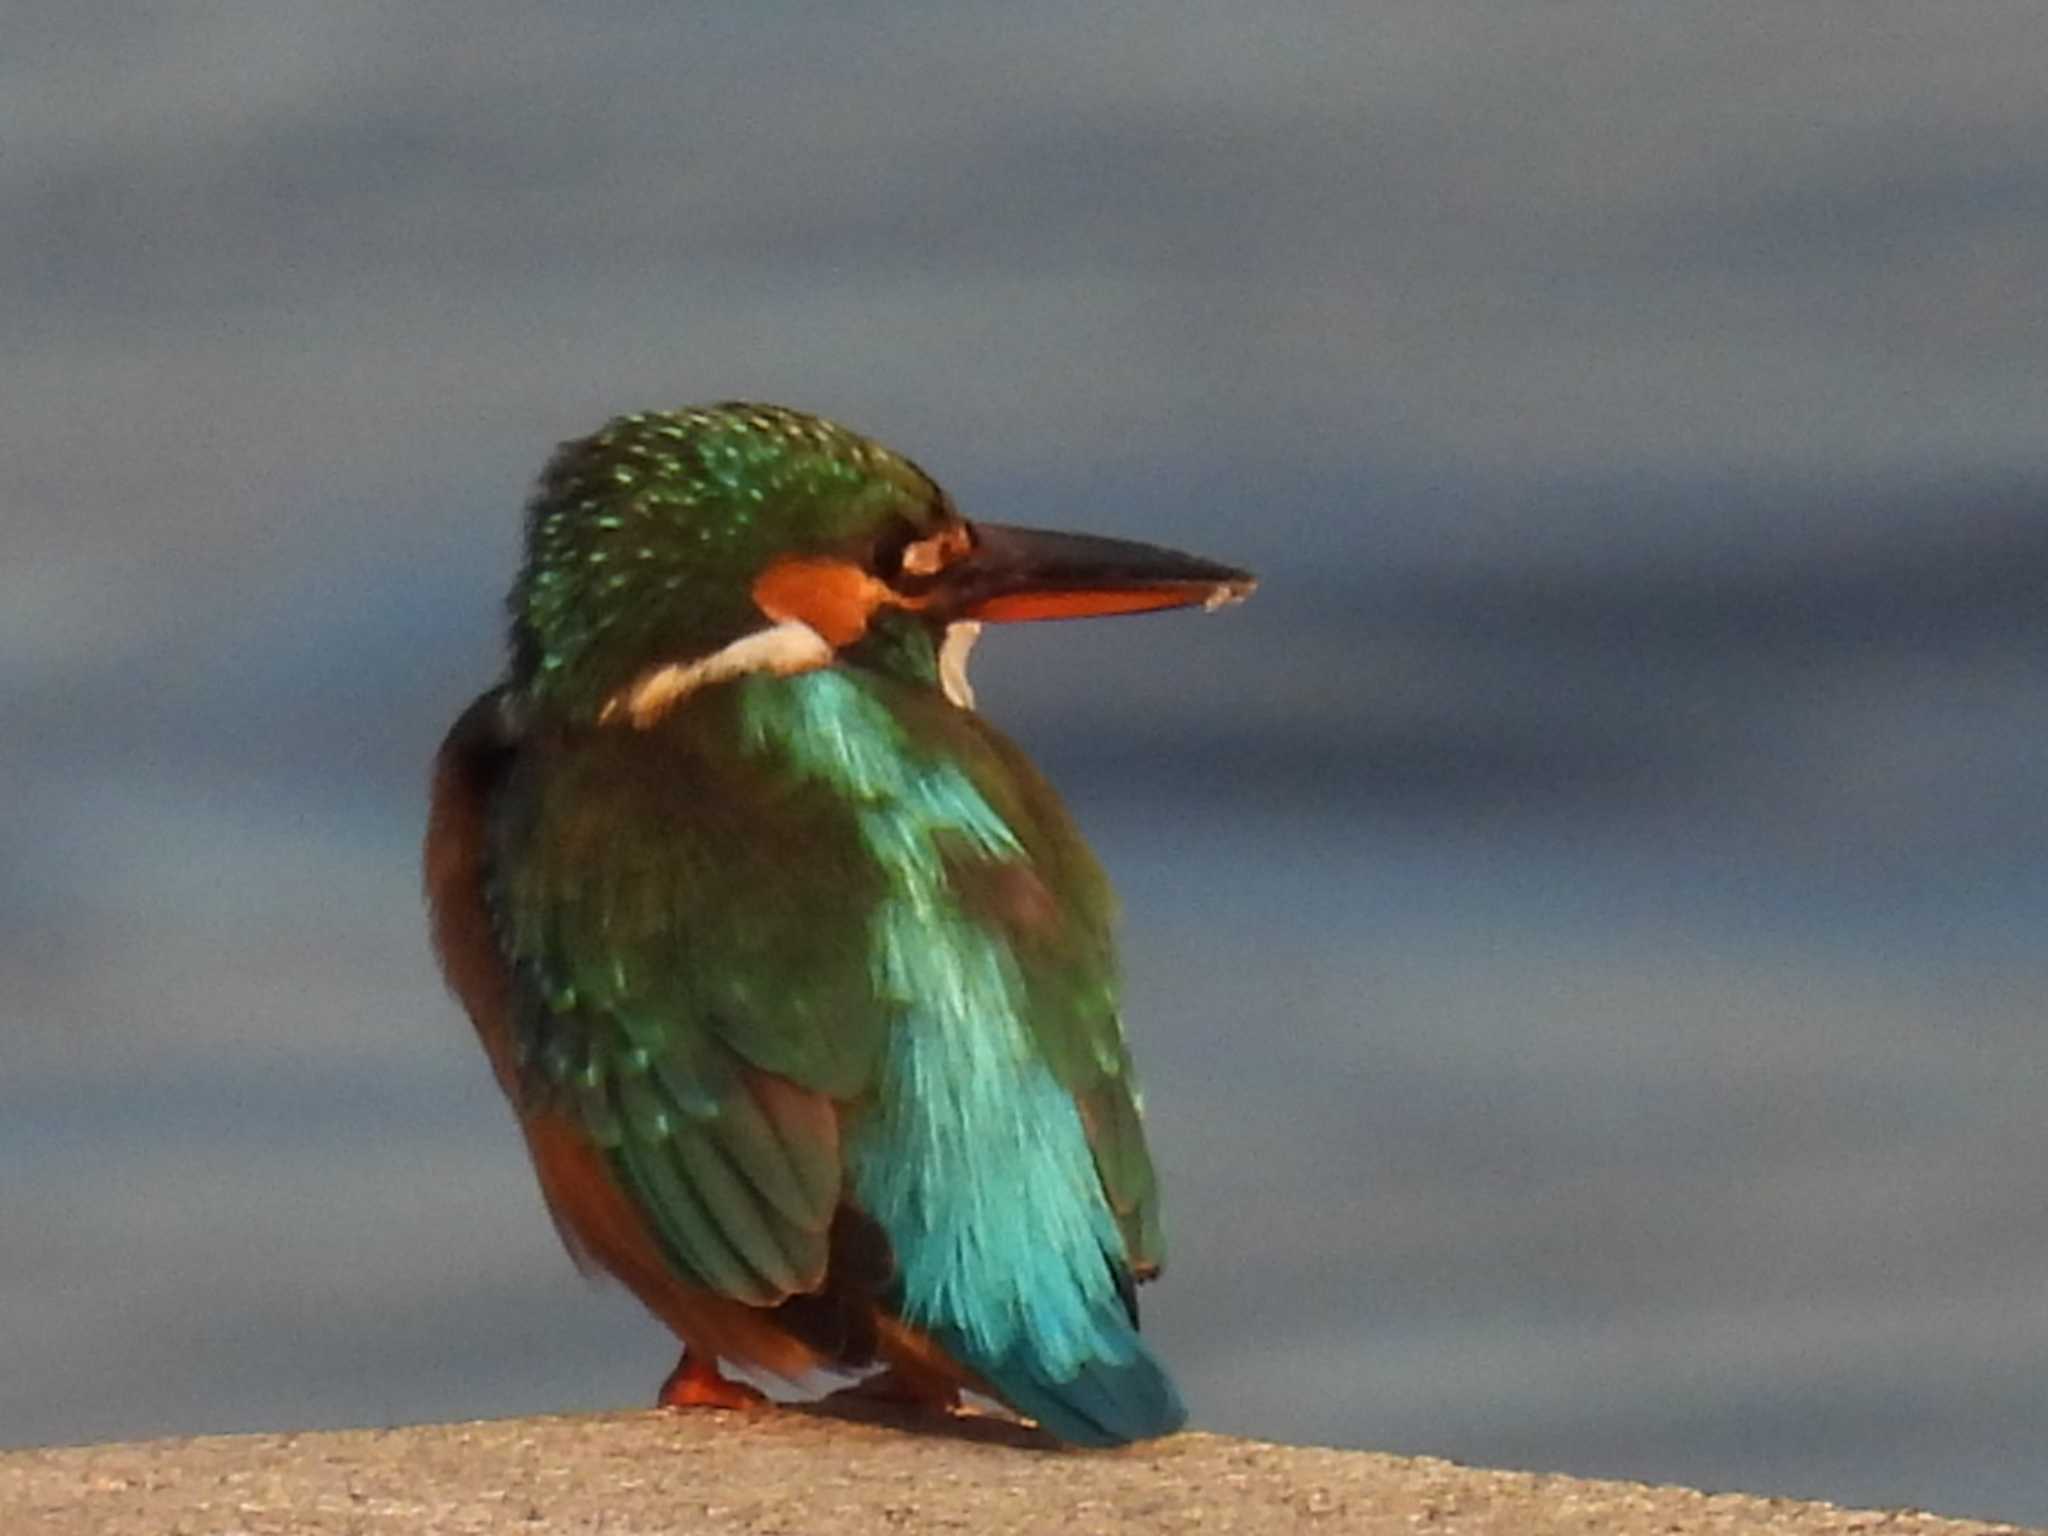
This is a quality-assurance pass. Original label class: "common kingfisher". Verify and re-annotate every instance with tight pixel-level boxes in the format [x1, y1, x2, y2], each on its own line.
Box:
[425, 403, 1252, 1446]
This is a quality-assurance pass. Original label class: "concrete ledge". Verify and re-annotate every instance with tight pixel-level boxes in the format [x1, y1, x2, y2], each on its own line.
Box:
[3, 1408, 2034, 1535]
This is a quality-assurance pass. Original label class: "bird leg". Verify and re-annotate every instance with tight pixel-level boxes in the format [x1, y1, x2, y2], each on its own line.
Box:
[657, 1349, 769, 1412]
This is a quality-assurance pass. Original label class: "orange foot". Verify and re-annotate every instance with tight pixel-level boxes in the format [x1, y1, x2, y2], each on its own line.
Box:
[657, 1350, 770, 1413]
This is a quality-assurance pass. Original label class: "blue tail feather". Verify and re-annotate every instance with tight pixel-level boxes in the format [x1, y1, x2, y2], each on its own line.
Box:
[747, 671, 1188, 1445]
[941, 1316, 1188, 1448]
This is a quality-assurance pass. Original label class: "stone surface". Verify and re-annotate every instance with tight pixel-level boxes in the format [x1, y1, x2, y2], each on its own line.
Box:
[3, 1407, 2036, 1535]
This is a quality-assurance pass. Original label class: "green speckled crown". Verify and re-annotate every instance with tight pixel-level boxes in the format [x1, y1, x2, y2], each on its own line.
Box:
[511, 404, 950, 718]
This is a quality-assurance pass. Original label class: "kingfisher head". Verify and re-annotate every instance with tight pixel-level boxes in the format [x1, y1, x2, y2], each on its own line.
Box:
[509, 403, 1253, 725]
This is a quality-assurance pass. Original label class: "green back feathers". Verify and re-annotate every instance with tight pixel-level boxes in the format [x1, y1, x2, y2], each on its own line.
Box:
[484, 658, 1165, 1328]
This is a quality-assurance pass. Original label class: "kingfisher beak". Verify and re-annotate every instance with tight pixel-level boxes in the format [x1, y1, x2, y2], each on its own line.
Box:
[935, 522, 1256, 624]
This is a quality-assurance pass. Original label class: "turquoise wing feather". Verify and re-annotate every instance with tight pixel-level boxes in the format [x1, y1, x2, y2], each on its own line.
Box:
[735, 666, 1180, 1442]
[891, 688, 1166, 1281]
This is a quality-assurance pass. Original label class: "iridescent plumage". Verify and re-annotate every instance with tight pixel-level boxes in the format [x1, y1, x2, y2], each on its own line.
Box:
[426, 404, 1250, 1445]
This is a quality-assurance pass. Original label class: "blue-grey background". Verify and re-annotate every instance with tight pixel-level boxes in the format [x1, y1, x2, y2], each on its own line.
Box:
[6, 4, 2046, 1523]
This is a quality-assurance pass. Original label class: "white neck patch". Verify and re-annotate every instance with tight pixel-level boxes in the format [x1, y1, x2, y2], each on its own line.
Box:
[598, 619, 834, 729]
[938, 621, 981, 710]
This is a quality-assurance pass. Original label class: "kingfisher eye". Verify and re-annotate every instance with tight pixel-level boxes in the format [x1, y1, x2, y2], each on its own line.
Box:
[898, 531, 950, 577]
[869, 521, 918, 579]
[875, 521, 973, 585]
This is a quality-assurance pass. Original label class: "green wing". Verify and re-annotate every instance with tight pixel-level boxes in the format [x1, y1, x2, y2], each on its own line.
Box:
[486, 686, 891, 1305]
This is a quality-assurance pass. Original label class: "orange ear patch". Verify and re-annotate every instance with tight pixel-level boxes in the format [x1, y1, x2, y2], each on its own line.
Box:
[751, 557, 896, 647]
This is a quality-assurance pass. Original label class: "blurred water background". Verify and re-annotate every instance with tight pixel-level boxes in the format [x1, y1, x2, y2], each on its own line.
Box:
[6, 6, 2047, 1522]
